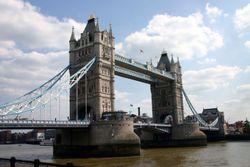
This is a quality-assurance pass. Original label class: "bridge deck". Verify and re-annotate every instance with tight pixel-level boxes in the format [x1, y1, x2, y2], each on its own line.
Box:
[0, 120, 90, 129]
[115, 66, 158, 84]
[0, 120, 219, 131]
[199, 126, 219, 131]
[134, 123, 171, 128]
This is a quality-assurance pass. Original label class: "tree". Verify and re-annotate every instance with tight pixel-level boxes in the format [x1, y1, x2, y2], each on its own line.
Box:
[243, 119, 250, 134]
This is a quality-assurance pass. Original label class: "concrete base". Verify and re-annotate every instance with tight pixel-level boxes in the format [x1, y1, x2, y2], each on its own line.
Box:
[53, 120, 140, 158]
[137, 123, 207, 148]
[202, 130, 225, 141]
[171, 123, 207, 146]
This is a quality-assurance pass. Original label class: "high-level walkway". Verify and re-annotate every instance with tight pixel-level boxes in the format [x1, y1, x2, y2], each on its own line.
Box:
[115, 54, 174, 83]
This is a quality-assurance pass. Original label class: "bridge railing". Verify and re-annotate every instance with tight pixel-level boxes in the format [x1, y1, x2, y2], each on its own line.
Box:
[0, 119, 90, 125]
[134, 122, 172, 128]
[0, 157, 79, 167]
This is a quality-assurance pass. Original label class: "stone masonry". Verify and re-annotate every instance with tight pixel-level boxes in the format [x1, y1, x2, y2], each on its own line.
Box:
[69, 15, 115, 121]
[151, 51, 184, 125]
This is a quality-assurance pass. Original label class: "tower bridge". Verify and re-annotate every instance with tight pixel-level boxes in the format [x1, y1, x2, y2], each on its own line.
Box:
[0, 15, 223, 157]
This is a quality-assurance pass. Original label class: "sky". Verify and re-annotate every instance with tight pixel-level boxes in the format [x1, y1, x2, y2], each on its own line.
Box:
[0, 0, 250, 123]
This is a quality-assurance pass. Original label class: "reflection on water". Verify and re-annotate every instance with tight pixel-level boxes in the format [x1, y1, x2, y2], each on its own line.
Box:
[0, 141, 250, 167]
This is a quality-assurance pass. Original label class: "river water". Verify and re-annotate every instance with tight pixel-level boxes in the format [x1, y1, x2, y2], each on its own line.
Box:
[0, 141, 250, 167]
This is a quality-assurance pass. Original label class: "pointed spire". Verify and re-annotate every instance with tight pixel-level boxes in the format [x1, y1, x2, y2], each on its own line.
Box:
[89, 14, 96, 20]
[109, 23, 113, 37]
[177, 57, 181, 67]
[162, 48, 167, 55]
[70, 26, 76, 42]
[150, 59, 153, 65]
[171, 53, 174, 64]
[95, 17, 100, 32]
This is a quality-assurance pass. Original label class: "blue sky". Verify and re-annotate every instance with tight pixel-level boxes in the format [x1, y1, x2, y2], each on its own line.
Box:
[0, 0, 250, 123]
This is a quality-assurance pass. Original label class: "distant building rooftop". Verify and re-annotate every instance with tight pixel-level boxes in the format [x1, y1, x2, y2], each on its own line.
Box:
[202, 108, 220, 116]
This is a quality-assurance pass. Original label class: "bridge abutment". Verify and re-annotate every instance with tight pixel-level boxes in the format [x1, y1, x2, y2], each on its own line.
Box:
[135, 123, 206, 148]
[54, 120, 140, 157]
[171, 123, 207, 146]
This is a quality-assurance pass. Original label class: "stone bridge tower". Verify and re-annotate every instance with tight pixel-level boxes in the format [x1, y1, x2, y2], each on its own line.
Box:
[69, 15, 115, 121]
[151, 51, 184, 125]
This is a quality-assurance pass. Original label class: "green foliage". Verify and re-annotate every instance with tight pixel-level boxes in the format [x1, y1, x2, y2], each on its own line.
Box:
[243, 119, 250, 134]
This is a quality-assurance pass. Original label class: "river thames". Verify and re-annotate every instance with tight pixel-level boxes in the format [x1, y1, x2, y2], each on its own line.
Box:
[0, 141, 250, 167]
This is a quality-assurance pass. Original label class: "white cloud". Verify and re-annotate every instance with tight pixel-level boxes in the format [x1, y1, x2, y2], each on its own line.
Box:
[234, 3, 250, 31]
[245, 66, 250, 73]
[115, 90, 131, 102]
[0, 0, 84, 105]
[115, 89, 133, 114]
[183, 65, 241, 92]
[114, 90, 152, 116]
[0, 0, 84, 49]
[135, 99, 152, 117]
[185, 82, 250, 123]
[237, 84, 250, 91]
[0, 40, 68, 103]
[115, 42, 125, 55]
[117, 13, 223, 64]
[183, 94, 217, 116]
[244, 40, 250, 48]
[205, 3, 223, 23]
[198, 58, 216, 64]
[184, 82, 250, 123]
[223, 13, 229, 18]
[221, 83, 250, 122]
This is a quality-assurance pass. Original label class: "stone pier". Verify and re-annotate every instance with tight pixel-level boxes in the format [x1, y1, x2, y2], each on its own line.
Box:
[54, 119, 140, 157]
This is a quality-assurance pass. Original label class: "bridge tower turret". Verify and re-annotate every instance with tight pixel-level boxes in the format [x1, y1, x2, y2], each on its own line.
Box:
[170, 56, 184, 124]
[69, 15, 115, 121]
[69, 27, 76, 51]
[151, 51, 184, 125]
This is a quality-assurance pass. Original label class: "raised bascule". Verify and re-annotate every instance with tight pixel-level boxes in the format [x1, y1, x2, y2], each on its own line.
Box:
[0, 15, 222, 157]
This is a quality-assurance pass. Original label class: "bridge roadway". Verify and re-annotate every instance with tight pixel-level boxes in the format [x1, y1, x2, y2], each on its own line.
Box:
[0, 120, 170, 130]
[0, 120, 90, 129]
[0, 120, 219, 132]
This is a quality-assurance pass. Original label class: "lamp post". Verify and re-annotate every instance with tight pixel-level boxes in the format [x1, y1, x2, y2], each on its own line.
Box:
[129, 104, 133, 115]
[137, 107, 141, 117]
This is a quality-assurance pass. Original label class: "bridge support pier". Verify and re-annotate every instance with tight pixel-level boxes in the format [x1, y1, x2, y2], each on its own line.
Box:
[53, 120, 140, 157]
[135, 123, 206, 148]
[171, 123, 207, 146]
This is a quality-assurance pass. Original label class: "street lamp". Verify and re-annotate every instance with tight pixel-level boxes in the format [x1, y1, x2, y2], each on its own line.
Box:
[129, 104, 133, 115]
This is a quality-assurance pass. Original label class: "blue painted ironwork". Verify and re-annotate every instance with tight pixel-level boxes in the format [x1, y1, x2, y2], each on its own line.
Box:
[0, 119, 89, 129]
[0, 57, 96, 117]
[114, 66, 159, 83]
[182, 89, 219, 127]
[115, 54, 174, 80]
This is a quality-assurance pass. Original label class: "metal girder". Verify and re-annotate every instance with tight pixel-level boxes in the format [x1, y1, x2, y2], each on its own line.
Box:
[0, 57, 96, 117]
[182, 89, 219, 127]
[114, 66, 159, 84]
[0, 119, 90, 129]
[115, 54, 174, 81]
[200, 126, 219, 131]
